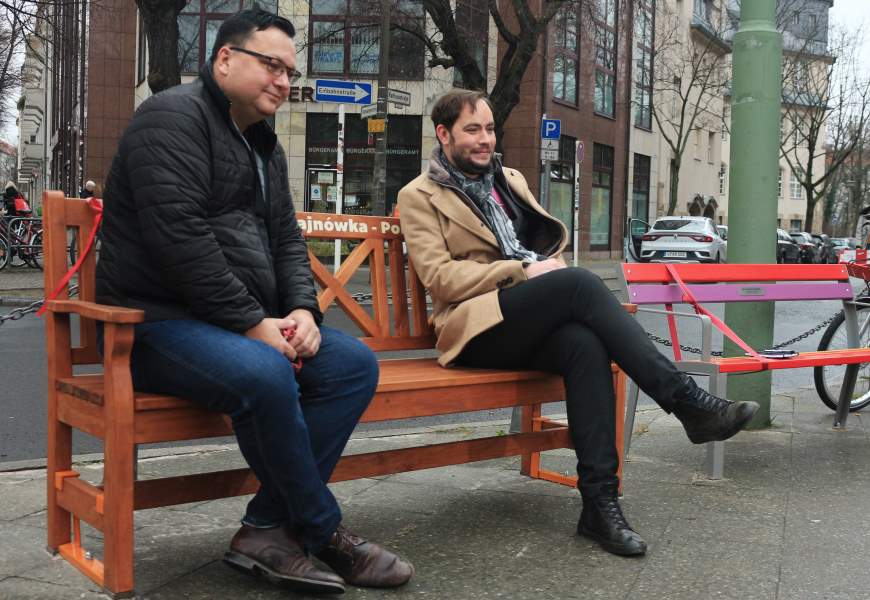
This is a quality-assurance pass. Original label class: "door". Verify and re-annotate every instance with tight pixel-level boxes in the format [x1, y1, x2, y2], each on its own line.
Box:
[627, 218, 650, 262]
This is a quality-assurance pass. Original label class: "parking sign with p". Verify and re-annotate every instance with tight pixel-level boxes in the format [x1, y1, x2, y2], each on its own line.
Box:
[541, 118, 561, 140]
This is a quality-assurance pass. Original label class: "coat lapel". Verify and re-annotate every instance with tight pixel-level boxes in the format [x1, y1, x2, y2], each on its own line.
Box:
[417, 178, 500, 248]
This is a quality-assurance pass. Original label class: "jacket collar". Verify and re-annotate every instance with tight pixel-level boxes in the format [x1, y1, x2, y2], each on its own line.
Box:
[199, 60, 278, 159]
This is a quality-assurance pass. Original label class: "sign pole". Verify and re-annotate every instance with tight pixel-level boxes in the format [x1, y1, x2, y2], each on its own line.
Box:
[335, 103, 345, 273]
[573, 140, 584, 267]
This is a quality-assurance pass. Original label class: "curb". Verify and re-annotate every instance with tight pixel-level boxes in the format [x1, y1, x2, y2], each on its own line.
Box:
[0, 294, 42, 307]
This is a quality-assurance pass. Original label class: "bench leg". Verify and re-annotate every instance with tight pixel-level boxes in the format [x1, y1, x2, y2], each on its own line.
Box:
[623, 380, 640, 459]
[834, 364, 859, 429]
[519, 404, 542, 478]
[704, 373, 727, 479]
[46, 388, 72, 554]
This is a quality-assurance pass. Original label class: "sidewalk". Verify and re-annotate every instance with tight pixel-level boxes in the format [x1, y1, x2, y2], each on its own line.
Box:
[3, 386, 870, 599]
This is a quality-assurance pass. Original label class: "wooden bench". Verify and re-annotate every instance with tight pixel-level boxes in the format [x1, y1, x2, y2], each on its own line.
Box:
[43, 191, 627, 598]
[620, 262, 869, 479]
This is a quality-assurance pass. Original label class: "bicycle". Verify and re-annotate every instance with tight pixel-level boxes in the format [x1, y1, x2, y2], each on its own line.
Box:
[814, 263, 870, 412]
[0, 215, 43, 270]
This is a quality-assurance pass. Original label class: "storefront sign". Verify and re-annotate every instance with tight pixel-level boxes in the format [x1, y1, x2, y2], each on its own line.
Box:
[298, 213, 403, 238]
[289, 86, 316, 102]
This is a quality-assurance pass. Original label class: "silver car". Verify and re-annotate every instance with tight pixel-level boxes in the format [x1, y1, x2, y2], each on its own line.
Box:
[639, 216, 727, 263]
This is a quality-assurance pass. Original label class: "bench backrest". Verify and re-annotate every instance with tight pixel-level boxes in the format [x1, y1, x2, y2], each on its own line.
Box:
[41, 191, 434, 368]
[621, 263, 854, 306]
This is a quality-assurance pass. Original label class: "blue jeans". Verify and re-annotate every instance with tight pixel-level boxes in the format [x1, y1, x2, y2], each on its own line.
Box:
[127, 320, 378, 552]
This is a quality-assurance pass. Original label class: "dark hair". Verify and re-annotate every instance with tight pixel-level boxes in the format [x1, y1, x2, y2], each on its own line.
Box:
[431, 90, 493, 132]
[210, 6, 296, 62]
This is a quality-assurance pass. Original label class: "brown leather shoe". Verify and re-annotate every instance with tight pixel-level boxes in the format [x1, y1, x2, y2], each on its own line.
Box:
[223, 524, 346, 595]
[315, 525, 414, 588]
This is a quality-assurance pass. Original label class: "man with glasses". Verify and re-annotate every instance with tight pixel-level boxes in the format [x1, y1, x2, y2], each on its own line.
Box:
[96, 7, 413, 595]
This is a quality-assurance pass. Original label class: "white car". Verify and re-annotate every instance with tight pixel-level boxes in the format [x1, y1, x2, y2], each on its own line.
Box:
[639, 216, 727, 263]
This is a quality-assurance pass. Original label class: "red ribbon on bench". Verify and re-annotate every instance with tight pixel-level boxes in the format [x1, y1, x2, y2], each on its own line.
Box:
[36, 198, 103, 318]
[664, 263, 771, 365]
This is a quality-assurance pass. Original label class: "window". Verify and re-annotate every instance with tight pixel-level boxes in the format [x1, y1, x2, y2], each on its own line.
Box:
[719, 163, 726, 194]
[454, 0, 489, 88]
[790, 218, 802, 231]
[137, 12, 147, 84]
[591, 144, 614, 247]
[178, 1, 279, 74]
[552, 6, 579, 104]
[790, 171, 801, 199]
[720, 122, 727, 141]
[778, 170, 783, 197]
[708, 132, 715, 162]
[30, 134, 37, 143]
[309, 0, 425, 79]
[634, 0, 654, 128]
[548, 136, 578, 244]
[632, 154, 651, 223]
[594, 0, 618, 117]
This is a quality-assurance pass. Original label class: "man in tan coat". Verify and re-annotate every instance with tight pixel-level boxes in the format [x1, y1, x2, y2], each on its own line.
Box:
[398, 90, 759, 557]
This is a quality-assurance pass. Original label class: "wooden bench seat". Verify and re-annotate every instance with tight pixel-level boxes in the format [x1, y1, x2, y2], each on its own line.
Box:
[620, 262, 866, 479]
[43, 193, 626, 598]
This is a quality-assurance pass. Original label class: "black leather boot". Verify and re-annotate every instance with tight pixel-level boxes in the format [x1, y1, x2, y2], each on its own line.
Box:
[672, 377, 759, 444]
[577, 493, 647, 556]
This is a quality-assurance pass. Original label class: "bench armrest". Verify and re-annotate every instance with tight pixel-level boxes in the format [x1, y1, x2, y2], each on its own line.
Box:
[44, 299, 145, 324]
[622, 303, 637, 314]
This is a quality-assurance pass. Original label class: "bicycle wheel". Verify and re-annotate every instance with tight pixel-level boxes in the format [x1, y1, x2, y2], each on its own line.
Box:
[26, 229, 43, 270]
[814, 303, 870, 411]
[0, 235, 9, 270]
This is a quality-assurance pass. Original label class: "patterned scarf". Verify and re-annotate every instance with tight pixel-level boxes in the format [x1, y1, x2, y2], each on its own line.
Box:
[437, 148, 540, 263]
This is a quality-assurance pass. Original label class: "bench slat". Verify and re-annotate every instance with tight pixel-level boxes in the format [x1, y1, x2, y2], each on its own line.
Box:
[626, 282, 854, 305]
[623, 263, 850, 283]
[710, 348, 870, 373]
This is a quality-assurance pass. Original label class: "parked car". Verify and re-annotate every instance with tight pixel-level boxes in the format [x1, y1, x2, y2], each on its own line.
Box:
[717, 225, 728, 241]
[639, 216, 727, 263]
[830, 237, 858, 261]
[777, 228, 801, 263]
[790, 231, 819, 263]
[810, 233, 837, 264]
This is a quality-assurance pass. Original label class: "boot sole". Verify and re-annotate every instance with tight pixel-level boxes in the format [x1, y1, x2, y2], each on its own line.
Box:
[577, 525, 647, 556]
[686, 401, 760, 444]
[224, 551, 346, 595]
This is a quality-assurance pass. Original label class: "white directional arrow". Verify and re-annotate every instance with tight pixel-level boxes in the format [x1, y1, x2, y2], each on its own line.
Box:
[353, 85, 370, 102]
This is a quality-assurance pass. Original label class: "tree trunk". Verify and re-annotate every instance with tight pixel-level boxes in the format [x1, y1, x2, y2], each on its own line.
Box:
[668, 158, 681, 215]
[136, 0, 187, 94]
[489, 35, 539, 152]
[804, 186, 816, 232]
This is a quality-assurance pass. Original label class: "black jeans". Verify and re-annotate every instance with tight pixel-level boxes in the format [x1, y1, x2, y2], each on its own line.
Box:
[456, 267, 685, 498]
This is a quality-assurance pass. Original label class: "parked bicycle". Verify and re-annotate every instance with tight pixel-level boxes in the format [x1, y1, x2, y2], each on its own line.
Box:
[0, 215, 43, 270]
[814, 263, 870, 412]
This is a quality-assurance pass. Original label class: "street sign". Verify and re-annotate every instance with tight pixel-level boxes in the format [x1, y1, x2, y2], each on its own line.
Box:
[315, 79, 372, 104]
[541, 118, 561, 140]
[541, 139, 559, 151]
[541, 148, 559, 161]
[576, 140, 585, 163]
[368, 118, 386, 133]
[361, 103, 377, 119]
[387, 88, 411, 107]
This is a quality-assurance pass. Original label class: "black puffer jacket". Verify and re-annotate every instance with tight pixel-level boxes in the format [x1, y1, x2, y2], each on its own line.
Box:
[96, 63, 321, 332]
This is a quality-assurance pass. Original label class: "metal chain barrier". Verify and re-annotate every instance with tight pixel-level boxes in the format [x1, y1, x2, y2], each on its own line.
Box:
[0, 284, 77, 326]
[646, 311, 842, 356]
[0, 286, 400, 326]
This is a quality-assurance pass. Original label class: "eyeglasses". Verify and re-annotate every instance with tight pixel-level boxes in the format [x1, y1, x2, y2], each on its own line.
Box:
[229, 46, 302, 84]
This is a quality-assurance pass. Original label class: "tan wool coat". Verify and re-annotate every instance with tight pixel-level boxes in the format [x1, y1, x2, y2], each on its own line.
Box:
[397, 161, 568, 366]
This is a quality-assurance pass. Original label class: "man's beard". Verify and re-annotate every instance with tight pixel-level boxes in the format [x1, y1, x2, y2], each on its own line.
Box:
[448, 148, 492, 176]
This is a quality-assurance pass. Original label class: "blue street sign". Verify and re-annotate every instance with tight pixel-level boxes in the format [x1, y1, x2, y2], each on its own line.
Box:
[541, 118, 561, 139]
[314, 79, 373, 104]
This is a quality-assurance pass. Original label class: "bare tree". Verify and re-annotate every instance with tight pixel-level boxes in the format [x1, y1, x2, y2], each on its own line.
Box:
[649, 1, 731, 215]
[0, 1, 31, 130]
[780, 27, 870, 232]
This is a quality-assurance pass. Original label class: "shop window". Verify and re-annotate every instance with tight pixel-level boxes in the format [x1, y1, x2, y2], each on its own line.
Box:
[178, 1, 279, 74]
[591, 144, 614, 247]
[548, 135, 577, 246]
[309, 0, 425, 79]
[552, 6, 578, 104]
[454, 0, 489, 88]
[305, 113, 422, 215]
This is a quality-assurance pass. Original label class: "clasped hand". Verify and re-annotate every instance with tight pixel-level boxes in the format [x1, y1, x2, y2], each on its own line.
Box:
[244, 308, 321, 362]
